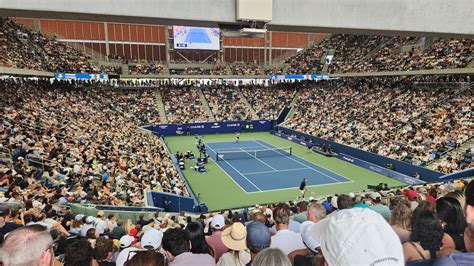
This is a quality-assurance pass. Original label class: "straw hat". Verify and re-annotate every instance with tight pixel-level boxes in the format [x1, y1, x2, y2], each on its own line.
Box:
[221, 222, 247, 251]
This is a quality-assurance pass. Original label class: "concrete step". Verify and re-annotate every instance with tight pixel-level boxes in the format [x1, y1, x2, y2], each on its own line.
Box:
[237, 87, 259, 120]
[361, 38, 390, 61]
[282, 89, 303, 124]
[428, 137, 474, 170]
[321, 49, 335, 73]
[155, 88, 168, 124]
[196, 87, 216, 122]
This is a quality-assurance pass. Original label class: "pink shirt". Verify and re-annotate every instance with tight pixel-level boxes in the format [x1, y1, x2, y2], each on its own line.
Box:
[206, 231, 229, 260]
[170, 252, 215, 266]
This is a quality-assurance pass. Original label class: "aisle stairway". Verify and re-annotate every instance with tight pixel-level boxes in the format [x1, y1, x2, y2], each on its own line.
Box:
[155, 88, 168, 124]
[237, 88, 259, 120]
[196, 88, 216, 122]
[360, 38, 391, 61]
[428, 138, 474, 171]
[282, 89, 303, 124]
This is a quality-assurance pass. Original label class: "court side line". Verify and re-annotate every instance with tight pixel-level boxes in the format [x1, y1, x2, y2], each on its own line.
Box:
[244, 167, 311, 175]
[252, 140, 344, 183]
[206, 144, 262, 192]
[238, 148, 278, 171]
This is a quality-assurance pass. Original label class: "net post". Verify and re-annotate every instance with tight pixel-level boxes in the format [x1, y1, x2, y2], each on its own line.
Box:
[216, 152, 219, 161]
[290, 147, 292, 155]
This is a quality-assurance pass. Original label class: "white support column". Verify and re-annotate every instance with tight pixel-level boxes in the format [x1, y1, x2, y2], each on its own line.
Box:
[103, 22, 110, 60]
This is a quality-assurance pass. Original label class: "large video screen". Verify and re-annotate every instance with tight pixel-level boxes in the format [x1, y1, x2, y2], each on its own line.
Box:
[173, 26, 220, 50]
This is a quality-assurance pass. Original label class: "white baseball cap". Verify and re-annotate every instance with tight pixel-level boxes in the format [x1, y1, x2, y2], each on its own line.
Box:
[85, 216, 95, 224]
[370, 192, 382, 201]
[140, 229, 163, 249]
[115, 247, 142, 266]
[211, 215, 225, 229]
[300, 221, 319, 251]
[119, 235, 135, 249]
[310, 208, 403, 266]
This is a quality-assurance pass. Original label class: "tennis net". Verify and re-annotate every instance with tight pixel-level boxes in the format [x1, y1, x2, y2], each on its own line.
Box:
[216, 147, 292, 161]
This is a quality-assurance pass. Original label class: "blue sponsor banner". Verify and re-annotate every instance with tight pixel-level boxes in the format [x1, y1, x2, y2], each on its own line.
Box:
[271, 128, 442, 182]
[145, 120, 273, 136]
[336, 153, 425, 185]
[438, 168, 474, 182]
[269, 74, 330, 80]
[55, 73, 108, 80]
[146, 191, 195, 213]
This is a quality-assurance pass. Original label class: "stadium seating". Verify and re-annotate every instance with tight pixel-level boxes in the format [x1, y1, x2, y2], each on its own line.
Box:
[1, 16, 474, 266]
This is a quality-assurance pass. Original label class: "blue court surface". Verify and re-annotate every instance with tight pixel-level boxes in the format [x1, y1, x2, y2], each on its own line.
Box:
[184, 28, 211, 43]
[205, 140, 352, 193]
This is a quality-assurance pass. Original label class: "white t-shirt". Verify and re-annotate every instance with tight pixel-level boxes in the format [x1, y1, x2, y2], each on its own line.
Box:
[106, 219, 118, 230]
[270, 229, 306, 255]
[95, 219, 108, 235]
[81, 223, 94, 237]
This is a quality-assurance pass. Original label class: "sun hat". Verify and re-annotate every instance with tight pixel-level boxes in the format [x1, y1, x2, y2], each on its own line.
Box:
[221, 222, 247, 251]
[310, 208, 403, 266]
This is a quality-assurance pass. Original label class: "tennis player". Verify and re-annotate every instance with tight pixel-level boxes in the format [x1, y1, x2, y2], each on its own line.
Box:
[299, 178, 307, 199]
[235, 133, 240, 143]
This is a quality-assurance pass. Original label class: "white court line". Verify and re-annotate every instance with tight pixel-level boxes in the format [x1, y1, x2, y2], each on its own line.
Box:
[238, 148, 278, 171]
[252, 140, 350, 183]
[206, 144, 262, 192]
[244, 167, 311, 175]
[214, 145, 266, 151]
[244, 180, 351, 194]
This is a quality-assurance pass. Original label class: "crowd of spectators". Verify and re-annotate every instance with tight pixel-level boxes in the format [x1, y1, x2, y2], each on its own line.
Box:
[2, 176, 474, 266]
[161, 85, 210, 124]
[128, 64, 164, 75]
[201, 85, 254, 121]
[229, 63, 262, 76]
[285, 76, 472, 171]
[432, 149, 473, 174]
[284, 34, 472, 74]
[0, 18, 95, 73]
[352, 37, 473, 73]
[241, 83, 297, 120]
[0, 79, 186, 209]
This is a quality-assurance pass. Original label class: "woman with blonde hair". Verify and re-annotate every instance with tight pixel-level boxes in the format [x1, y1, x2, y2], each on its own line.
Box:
[253, 248, 291, 266]
[124, 219, 134, 234]
[390, 200, 412, 243]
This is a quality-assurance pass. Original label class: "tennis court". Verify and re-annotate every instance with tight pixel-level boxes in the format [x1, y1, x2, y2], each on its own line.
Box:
[205, 140, 351, 193]
[184, 28, 211, 43]
[165, 132, 406, 211]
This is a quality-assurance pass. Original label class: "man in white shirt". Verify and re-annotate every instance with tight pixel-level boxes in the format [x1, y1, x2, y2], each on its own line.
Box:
[95, 211, 109, 236]
[270, 203, 306, 255]
[81, 216, 95, 237]
[106, 213, 118, 231]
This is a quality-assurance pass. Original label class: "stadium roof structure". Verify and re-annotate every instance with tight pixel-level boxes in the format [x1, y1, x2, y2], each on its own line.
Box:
[0, 0, 473, 37]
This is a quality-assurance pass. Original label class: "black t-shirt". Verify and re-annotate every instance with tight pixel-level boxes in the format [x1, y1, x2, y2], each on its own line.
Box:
[98, 261, 116, 266]
[300, 180, 306, 191]
[0, 222, 22, 235]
